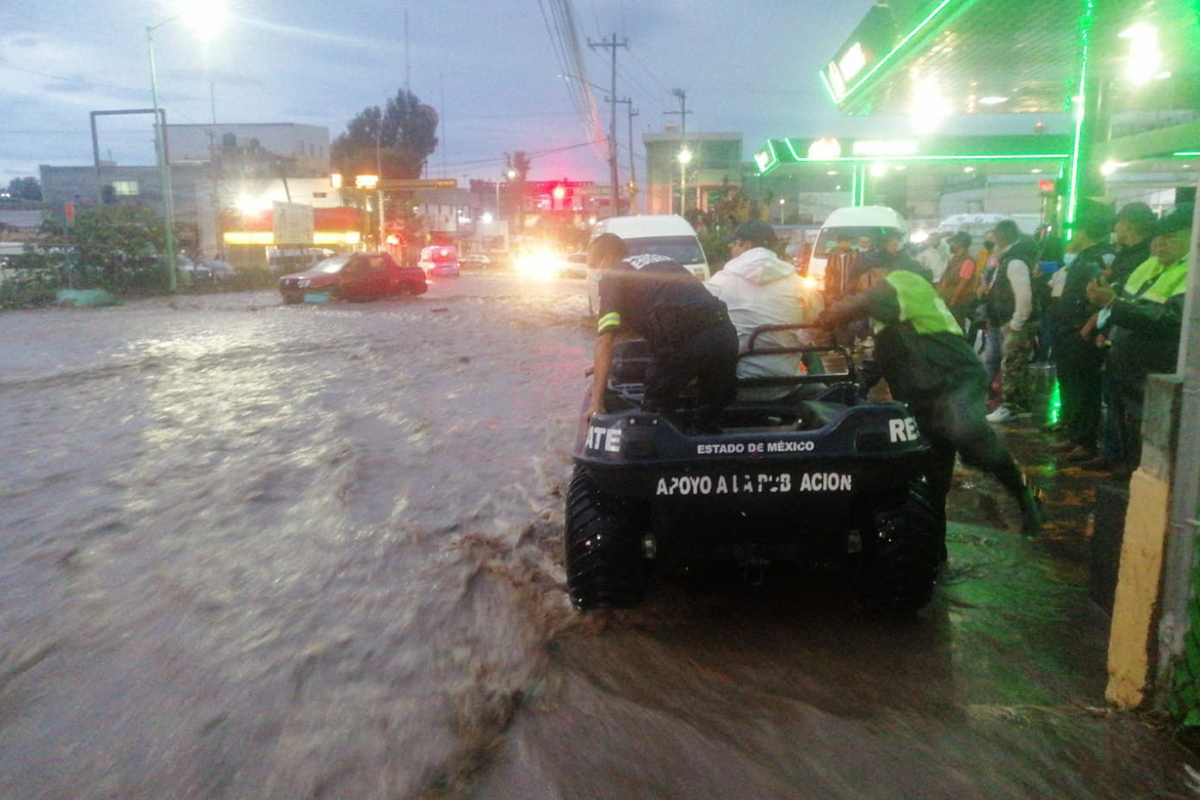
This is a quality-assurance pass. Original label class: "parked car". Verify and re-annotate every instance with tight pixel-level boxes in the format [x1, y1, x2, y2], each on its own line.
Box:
[197, 257, 238, 280]
[460, 254, 491, 269]
[278, 252, 427, 304]
[418, 245, 460, 277]
[176, 255, 214, 283]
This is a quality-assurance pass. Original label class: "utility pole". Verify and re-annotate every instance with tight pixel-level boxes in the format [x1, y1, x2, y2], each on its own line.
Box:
[614, 98, 638, 215]
[666, 88, 691, 215]
[588, 33, 628, 215]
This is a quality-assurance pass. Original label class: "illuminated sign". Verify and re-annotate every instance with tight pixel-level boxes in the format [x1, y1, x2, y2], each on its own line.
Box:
[754, 141, 780, 174]
[808, 138, 843, 160]
[378, 178, 458, 190]
[838, 42, 866, 83]
[851, 139, 920, 157]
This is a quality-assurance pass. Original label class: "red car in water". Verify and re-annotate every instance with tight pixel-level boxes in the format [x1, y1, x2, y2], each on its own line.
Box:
[278, 252, 427, 304]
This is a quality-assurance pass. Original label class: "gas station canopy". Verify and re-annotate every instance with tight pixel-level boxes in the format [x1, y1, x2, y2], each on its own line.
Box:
[820, 0, 1199, 120]
[777, 0, 1200, 224]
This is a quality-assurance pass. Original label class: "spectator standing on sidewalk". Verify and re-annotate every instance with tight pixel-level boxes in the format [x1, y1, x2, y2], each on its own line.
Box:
[1086, 203, 1193, 473]
[985, 220, 1039, 422]
[1080, 202, 1159, 473]
[938, 231, 977, 326]
[1048, 215, 1114, 461]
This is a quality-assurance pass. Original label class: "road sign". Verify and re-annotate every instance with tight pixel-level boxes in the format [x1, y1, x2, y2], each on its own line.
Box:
[378, 178, 458, 190]
[273, 201, 314, 244]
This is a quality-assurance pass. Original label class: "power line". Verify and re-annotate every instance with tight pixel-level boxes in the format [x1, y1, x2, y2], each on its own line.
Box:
[441, 139, 605, 170]
[626, 44, 671, 95]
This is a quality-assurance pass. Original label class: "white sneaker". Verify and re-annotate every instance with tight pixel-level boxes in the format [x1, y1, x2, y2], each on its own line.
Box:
[986, 406, 1014, 423]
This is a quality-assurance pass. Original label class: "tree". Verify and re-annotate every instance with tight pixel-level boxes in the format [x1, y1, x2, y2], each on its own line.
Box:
[29, 205, 173, 294]
[6, 177, 41, 202]
[331, 89, 439, 180]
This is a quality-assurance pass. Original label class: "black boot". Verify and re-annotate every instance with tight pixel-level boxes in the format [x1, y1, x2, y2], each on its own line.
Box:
[994, 459, 1043, 536]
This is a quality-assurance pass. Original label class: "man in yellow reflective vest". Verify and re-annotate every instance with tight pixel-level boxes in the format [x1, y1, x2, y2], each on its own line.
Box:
[1086, 203, 1193, 471]
[816, 264, 1042, 536]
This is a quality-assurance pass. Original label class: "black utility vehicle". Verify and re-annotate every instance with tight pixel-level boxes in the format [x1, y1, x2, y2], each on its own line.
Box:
[567, 325, 942, 613]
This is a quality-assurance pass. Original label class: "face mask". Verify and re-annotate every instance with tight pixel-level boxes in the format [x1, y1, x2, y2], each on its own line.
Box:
[1063, 253, 1077, 266]
[982, 241, 995, 250]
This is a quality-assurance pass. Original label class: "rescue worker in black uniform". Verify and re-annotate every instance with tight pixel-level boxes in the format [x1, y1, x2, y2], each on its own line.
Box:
[1048, 214, 1114, 461]
[586, 232, 739, 431]
[816, 265, 1043, 535]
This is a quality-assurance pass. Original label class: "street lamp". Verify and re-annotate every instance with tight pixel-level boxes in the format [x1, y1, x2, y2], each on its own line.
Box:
[677, 147, 693, 216]
[146, 3, 224, 291]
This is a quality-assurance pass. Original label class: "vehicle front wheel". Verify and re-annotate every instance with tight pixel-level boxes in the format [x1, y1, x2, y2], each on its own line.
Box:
[860, 476, 942, 613]
[565, 465, 647, 610]
[282, 294, 301, 305]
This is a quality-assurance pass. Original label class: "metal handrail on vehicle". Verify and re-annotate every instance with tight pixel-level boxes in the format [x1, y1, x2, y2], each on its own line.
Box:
[737, 323, 857, 387]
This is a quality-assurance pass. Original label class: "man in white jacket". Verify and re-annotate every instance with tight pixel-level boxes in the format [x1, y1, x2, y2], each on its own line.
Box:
[706, 220, 824, 398]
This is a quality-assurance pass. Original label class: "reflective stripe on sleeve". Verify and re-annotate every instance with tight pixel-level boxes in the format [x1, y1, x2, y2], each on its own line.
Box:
[597, 311, 621, 334]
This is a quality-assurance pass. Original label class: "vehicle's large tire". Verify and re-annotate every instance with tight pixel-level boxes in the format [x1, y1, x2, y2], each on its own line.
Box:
[861, 476, 942, 613]
[282, 294, 301, 305]
[565, 465, 646, 610]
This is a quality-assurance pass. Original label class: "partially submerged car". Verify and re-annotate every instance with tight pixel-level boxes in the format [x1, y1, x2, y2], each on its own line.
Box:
[278, 252, 426, 303]
[567, 325, 941, 613]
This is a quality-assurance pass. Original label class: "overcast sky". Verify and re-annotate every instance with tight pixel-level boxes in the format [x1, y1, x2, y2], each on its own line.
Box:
[0, 0, 896, 187]
[3, 0, 1069, 193]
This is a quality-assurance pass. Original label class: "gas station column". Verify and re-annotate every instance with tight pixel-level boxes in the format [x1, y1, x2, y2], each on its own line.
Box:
[1068, 4, 1113, 225]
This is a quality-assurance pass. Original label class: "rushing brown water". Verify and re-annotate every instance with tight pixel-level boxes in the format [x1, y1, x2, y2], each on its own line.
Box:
[0, 276, 1195, 799]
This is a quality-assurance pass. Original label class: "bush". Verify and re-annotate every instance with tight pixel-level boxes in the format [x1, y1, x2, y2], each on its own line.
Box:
[698, 229, 730, 272]
[0, 270, 59, 310]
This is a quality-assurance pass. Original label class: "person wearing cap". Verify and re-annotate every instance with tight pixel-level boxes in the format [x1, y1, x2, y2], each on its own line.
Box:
[586, 232, 739, 430]
[1078, 202, 1159, 472]
[705, 220, 824, 399]
[1086, 203, 1193, 473]
[1047, 214, 1114, 462]
[814, 255, 1043, 536]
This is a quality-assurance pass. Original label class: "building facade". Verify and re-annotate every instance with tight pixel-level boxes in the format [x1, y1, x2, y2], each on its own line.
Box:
[643, 130, 743, 215]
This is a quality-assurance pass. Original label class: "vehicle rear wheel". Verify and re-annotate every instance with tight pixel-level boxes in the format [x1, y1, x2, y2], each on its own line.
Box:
[565, 465, 646, 610]
[282, 294, 301, 305]
[860, 476, 942, 613]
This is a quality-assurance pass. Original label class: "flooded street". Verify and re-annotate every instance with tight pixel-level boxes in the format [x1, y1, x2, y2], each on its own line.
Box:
[1, 274, 1196, 799]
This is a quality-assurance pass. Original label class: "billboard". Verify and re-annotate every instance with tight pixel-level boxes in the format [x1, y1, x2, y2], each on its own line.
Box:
[273, 201, 314, 245]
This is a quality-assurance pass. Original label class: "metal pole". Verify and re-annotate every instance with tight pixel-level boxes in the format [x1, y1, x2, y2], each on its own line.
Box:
[147, 26, 177, 292]
[627, 104, 638, 215]
[1157, 182, 1200, 678]
[608, 33, 619, 214]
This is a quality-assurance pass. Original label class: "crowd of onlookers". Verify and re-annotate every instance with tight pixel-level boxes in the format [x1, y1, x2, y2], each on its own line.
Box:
[821, 201, 1194, 481]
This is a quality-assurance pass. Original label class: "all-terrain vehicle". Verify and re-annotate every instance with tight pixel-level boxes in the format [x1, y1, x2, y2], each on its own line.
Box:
[566, 325, 942, 613]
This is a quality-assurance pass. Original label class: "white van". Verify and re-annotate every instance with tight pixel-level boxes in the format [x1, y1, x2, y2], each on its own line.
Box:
[807, 206, 908, 290]
[586, 214, 709, 313]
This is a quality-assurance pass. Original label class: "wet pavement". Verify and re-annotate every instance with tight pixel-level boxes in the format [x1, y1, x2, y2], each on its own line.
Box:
[1, 273, 1196, 799]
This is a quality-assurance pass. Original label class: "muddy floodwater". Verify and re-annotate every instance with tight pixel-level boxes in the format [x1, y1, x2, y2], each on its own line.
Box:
[1, 275, 1196, 799]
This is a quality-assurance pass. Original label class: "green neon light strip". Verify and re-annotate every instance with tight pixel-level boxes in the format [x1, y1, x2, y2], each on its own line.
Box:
[784, 139, 803, 161]
[777, 153, 1069, 163]
[835, 0, 959, 106]
[1066, 0, 1094, 227]
[1175, 151, 1200, 157]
